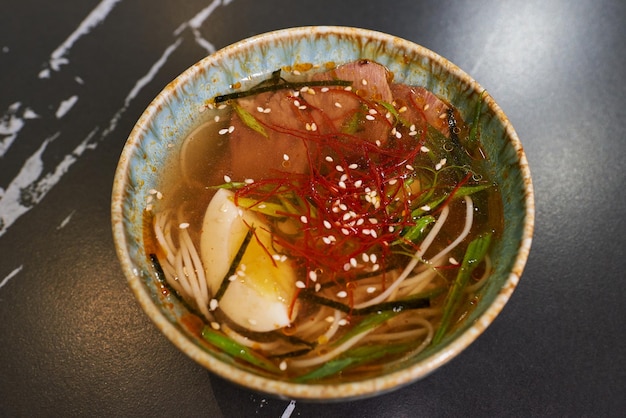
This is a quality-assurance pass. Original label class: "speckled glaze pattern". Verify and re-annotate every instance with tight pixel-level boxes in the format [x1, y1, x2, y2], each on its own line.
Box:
[111, 26, 534, 400]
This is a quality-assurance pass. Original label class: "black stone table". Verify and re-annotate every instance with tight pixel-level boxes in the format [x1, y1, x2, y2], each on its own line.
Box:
[1, 1, 624, 416]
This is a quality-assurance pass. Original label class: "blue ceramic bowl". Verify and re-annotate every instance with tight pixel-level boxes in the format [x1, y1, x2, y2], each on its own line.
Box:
[112, 26, 534, 400]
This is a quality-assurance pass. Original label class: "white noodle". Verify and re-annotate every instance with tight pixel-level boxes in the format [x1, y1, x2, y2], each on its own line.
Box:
[288, 330, 372, 369]
[354, 205, 450, 309]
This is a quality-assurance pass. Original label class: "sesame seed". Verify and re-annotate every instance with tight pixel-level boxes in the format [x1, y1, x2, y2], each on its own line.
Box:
[323, 220, 332, 229]
[210, 322, 220, 330]
[385, 112, 392, 119]
[395, 130, 402, 139]
[336, 165, 344, 172]
[338, 319, 348, 326]
[439, 112, 448, 119]
[300, 86, 309, 93]
[156, 191, 163, 200]
[375, 140, 382, 147]
[370, 230, 378, 238]
[421, 205, 431, 211]
[229, 274, 238, 281]
[372, 264, 380, 271]
[368, 218, 378, 224]
[244, 178, 254, 184]
[298, 105, 307, 110]
[356, 218, 364, 226]
[179, 222, 190, 229]
[149, 188, 157, 195]
[334, 102, 342, 108]
[361, 78, 368, 85]
[272, 254, 281, 261]
[296, 281, 306, 289]
[341, 228, 350, 235]
[146, 196, 153, 204]
[283, 154, 289, 161]
[340, 174, 348, 182]
[218, 128, 229, 135]
[406, 164, 414, 171]
[209, 299, 219, 311]
[310, 122, 317, 131]
[435, 158, 447, 171]
[420, 146, 430, 153]
[362, 253, 370, 262]
[370, 254, 378, 263]
[449, 257, 459, 265]
[366, 286, 377, 293]
[348, 163, 358, 169]
[365, 115, 375, 121]
[321, 87, 329, 92]
[309, 271, 318, 282]
[344, 86, 352, 91]
[315, 283, 322, 292]
[322, 236, 331, 245]
[423, 104, 430, 111]
[398, 106, 407, 113]
[350, 257, 357, 267]
[338, 181, 346, 189]
[300, 215, 308, 224]
[343, 263, 351, 271]
[223, 175, 231, 183]
[145, 204, 153, 211]
[294, 100, 301, 107]
[368, 108, 378, 115]
[339, 203, 348, 210]
[257, 106, 265, 112]
[280, 255, 287, 262]
[354, 180, 363, 187]
[263, 108, 271, 113]
[325, 155, 334, 162]
[337, 290, 348, 298]
[279, 361, 287, 371]
[248, 319, 257, 325]
[214, 115, 220, 122]
[389, 226, 395, 232]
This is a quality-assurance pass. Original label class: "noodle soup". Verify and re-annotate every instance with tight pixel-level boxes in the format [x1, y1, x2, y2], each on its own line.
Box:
[144, 59, 502, 383]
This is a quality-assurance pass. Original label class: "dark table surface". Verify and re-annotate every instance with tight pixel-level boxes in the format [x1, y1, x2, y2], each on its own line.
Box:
[1, 0, 625, 416]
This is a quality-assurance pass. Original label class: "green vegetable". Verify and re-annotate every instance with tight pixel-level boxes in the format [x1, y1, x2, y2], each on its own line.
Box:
[298, 291, 429, 315]
[201, 327, 279, 373]
[432, 233, 492, 344]
[295, 343, 410, 382]
[399, 215, 436, 243]
[233, 102, 268, 138]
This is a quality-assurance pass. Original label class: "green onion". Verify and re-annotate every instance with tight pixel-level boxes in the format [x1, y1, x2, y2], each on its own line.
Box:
[201, 327, 279, 373]
[399, 215, 435, 243]
[295, 343, 412, 382]
[232, 102, 268, 138]
[298, 291, 429, 315]
[468, 91, 486, 146]
[432, 233, 492, 344]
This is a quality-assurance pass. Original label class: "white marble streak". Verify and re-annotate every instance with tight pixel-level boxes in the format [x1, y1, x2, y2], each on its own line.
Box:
[55, 95, 79, 119]
[39, 0, 123, 78]
[0, 265, 23, 289]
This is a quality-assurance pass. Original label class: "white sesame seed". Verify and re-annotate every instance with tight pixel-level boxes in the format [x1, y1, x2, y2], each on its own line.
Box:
[228, 125, 235, 133]
[368, 218, 378, 224]
[370, 254, 377, 263]
[366, 286, 377, 293]
[321, 87, 329, 92]
[218, 128, 229, 135]
[299, 105, 307, 110]
[338, 319, 348, 326]
[336, 165, 344, 172]
[248, 319, 257, 325]
[300, 215, 308, 224]
[365, 115, 375, 121]
[344, 86, 352, 91]
[322, 236, 331, 245]
[375, 140, 382, 147]
[406, 164, 414, 171]
[325, 155, 334, 162]
[325, 316, 335, 323]
[368, 108, 378, 115]
[362, 229, 371, 235]
[389, 226, 395, 232]
[145, 204, 153, 211]
[343, 263, 351, 271]
[210, 322, 220, 330]
[292, 70, 301, 75]
[420, 146, 430, 153]
[209, 299, 219, 311]
[372, 264, 380, 271]
[338, 181, 346, 189]
[323, 220, 332, 229]
[350, 257, 357, 267]
[385, 112, 392, 119]
[361, 78, 368, 85]
[179, 222, 190, 229]
[229, 274, 238, 281]
[257, 106, 265, 112]
[223, 175, 231, 183]
[370, 230, 378, 238]
[356, 218, 364, 226]
[309, 271, 317, 282]
[342, 212, 351, 221]
[334, 102, 342, 108]
[279, 361, 287, 371]
[315, 283, 322, 292]
[294, 100, 301, 107]
[348, 163, 358, 169]
[156, 191, 163, 200]
[399, 106, 407, 113]
[280, 255, 287, 262]
[339, 203, 348, 210]
[296, 281, 306, 289]
[362, 253, 370, 262]
[435, 158, 447, 171]
[341, 228, 350, 235]
[311, 122, 317, 131]
[423, 104, 430, 111]
[439, 112, 448, 119]
[146, 196, 153, 204]
[395, 130, 402, 139]
[449, 257, 459, 265]
[337, 290, 348, 298]
[340, 174, 348, 182]
[263, 108, 271, 113]
[354, 180, 363, 187]
[272, 254, 281, 261]
[283, 154, 289, 161]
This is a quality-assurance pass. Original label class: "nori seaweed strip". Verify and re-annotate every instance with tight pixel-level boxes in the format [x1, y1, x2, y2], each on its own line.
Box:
[214, 228, 255, 301]
[214, 78, 352, 103]
[149, 253, 204, 316]
[299, 290, 430, 315]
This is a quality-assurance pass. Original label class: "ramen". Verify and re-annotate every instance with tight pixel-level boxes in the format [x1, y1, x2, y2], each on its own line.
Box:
[144, 59, 502, 382]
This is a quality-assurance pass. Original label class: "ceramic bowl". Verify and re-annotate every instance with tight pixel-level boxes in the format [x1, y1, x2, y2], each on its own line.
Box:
[111, 26, 534, 400]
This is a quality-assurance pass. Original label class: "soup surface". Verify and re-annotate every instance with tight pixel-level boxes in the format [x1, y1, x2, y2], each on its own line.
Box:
[144, 59, 502, 382]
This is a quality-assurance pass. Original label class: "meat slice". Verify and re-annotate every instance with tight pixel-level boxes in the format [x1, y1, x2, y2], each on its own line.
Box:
[390, 84, 450, 137]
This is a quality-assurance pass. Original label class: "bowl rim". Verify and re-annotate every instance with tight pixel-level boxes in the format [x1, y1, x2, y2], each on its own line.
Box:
[112, 25, 535, 400]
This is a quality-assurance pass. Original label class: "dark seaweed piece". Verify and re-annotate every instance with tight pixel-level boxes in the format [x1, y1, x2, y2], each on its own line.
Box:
[214, 228, 255, 301]
[213, 70, 353, 103]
